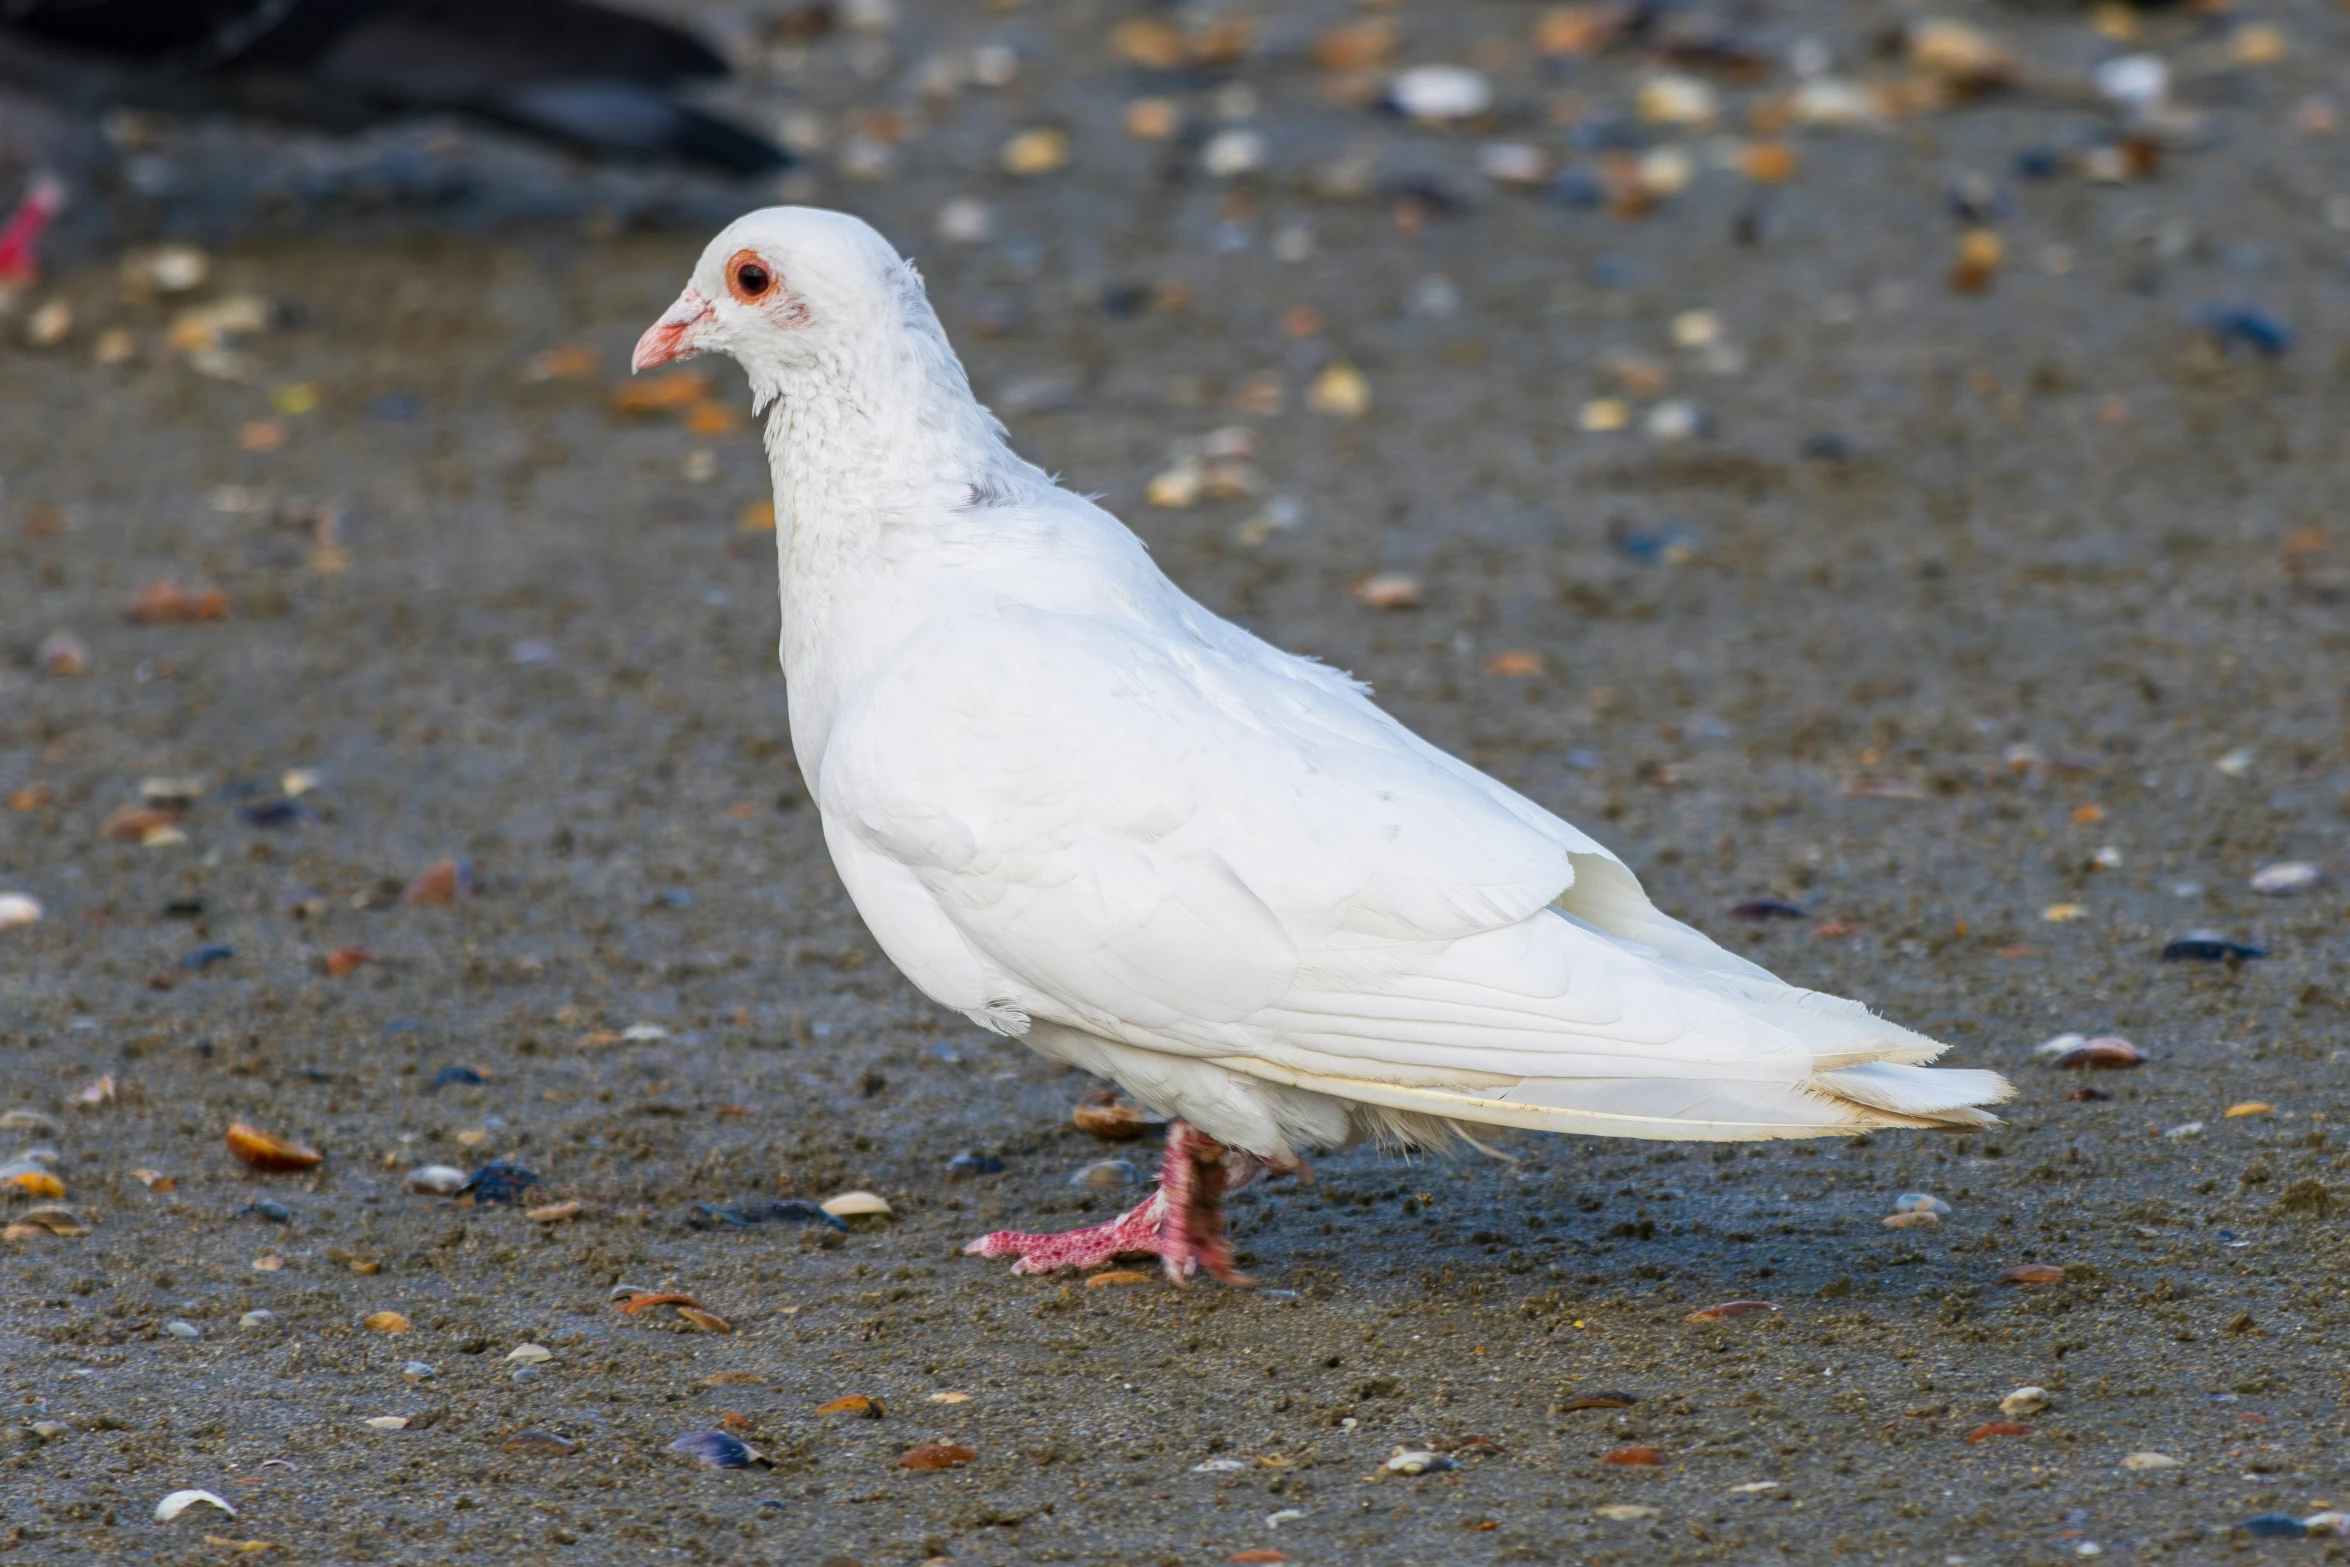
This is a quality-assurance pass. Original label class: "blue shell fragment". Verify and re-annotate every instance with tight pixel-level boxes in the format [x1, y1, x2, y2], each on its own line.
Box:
[2240, 1514, 2307, 1539]
[691, 1199, 846, 1232]
[463, 1162, 545, 1205]
[668, 1431, 773, 1470]
[2161, 937, 2266, 963]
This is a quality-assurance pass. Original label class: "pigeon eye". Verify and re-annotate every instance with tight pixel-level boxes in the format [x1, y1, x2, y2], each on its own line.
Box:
[728, 254, 773, 302]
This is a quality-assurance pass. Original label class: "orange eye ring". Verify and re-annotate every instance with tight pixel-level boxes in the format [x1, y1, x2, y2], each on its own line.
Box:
[725, 249, 774, 303]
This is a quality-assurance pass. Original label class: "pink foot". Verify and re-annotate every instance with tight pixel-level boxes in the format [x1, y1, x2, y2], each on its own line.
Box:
[964, 1121, 1267, 1285]
[0, 175, 64, 286]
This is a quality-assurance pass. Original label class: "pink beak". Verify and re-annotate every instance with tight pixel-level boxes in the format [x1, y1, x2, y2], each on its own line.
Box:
[632, 287, 713, 372]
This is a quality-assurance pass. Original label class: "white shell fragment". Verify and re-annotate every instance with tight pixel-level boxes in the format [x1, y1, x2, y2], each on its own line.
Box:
[2120, 1452, 2181, 1471]
[2250, 862, 2323, 896]
[162, 1320, 200, 1339]
[1894, 1193, 1952, 1215]
[819, 1190, 893, 1218]
[404, 1165, 470, 1196]
[364, 1416, 410, 1431]
[505, 1343, 555, 1364]
[2000, 1386, 2050, 1417]
[239, 1310, 276, 1328]
[1192, 1457, 1246, 1472]
[0, 893, 42, 931]
[1383, 1449, 1455, 1475]
[155, 1490, 236, 1522]
[1389, 65, 1492, 122]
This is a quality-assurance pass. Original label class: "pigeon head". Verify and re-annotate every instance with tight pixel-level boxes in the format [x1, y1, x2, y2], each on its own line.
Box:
[635, 206, 1021, 501]
[633, 206, 920, 389]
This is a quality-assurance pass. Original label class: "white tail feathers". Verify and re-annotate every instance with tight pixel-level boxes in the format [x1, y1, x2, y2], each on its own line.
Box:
[1811, 1061, 2011, 1125]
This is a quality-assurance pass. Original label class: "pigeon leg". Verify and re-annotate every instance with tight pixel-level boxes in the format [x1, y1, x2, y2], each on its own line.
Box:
[0, 175, 65, 286]
[964, 1121, 1264, 1285]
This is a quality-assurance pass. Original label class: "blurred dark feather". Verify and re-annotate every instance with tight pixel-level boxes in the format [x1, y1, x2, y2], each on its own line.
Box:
[0, 0, 785, 172]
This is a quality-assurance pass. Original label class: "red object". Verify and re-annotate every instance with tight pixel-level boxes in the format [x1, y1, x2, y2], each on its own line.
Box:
[1602, 1444, 1665, 1465]
[0, 175, 63, 284]
[1685, 1299, 1778, 1321]
[1966, 1421, 2034, 1442]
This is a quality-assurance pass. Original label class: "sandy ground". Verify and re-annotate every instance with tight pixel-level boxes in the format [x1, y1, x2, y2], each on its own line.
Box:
[5, 0, 2350, 1562]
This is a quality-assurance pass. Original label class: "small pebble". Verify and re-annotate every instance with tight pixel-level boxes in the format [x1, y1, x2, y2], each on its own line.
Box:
[506, 1343, 555, 1364]
[429, 1066, 487, 1091]
[2000, 1264, 2065, 1285]
[364, 1311, 411, 1333]
[900, 1442, 977, 1471]
[1477, 143, 1549, 187]
[948, 1153, 1004, 1178]
[1201, 129, 1266, 179]
[1882, 1211, 1940, 1229]
[402, 1362, 435, 1381]
[0, 893, 41, 932]
[1388, 65, 1492, 122]
[999, 126, 1069, 177]
[1307, 363, 1371, 417]
[501, 1430, 578, 1456]
[1637, 73, 1716, 126]
[1894, 1193, 1951, 1215]
[1072, 1159, 1138, 1188]
[2120, 1452, 2180, 1471]
[2000, 1387, 2050, 1417]
[1595, 1503, 1659, 1521]
[36, 631, 87, 677]
[1644, 399, 1707, 441]
[237, 1200, 295, 1223]
[238, 1309, 275, 1327]
[162, 1320, 200, 1340]
[1383, 1449, 1455, 1475]
[936, 198, 994, 245]
[363, 1415, 409, 1431]
[2249, 862, 2322, 896]
[1353, 574, 1422, 611]
[24, 298, 70, 348]
[2165, 1121, 2206, 1140]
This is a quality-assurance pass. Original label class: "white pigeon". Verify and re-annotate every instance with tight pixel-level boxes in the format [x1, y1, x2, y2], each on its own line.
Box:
[634, 207, 2012, 1284]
